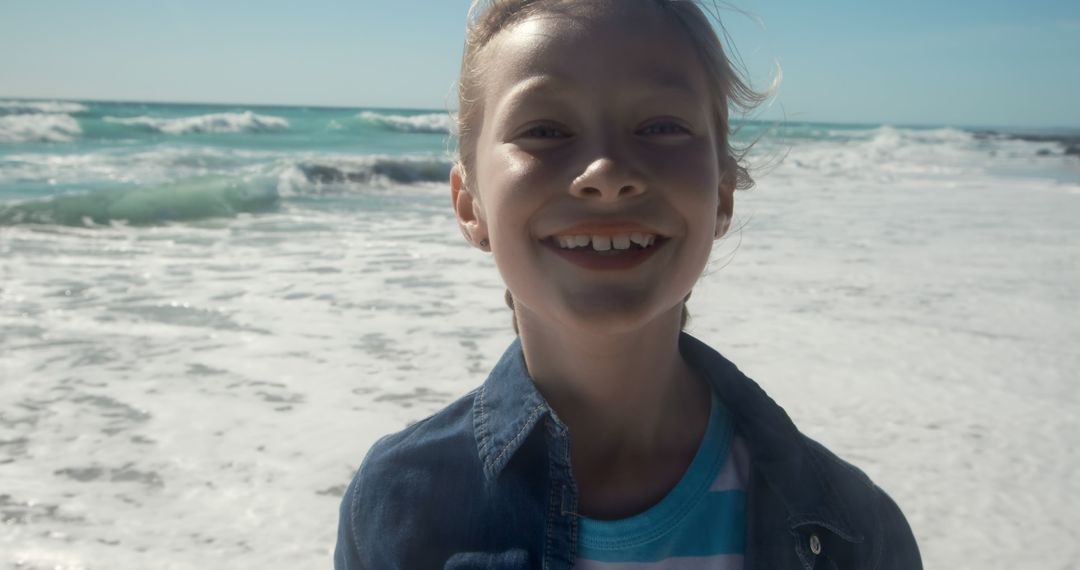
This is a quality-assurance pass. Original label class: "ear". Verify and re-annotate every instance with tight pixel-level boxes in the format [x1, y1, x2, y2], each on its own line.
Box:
[715, 175, 735, 239]
[450, 165, 489, 250]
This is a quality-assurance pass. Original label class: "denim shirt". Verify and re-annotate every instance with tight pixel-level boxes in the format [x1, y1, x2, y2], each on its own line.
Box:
[335, 333, 922, 569]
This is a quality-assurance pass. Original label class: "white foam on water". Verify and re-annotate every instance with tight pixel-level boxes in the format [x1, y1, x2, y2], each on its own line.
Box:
[104, 111, 289, 135]
[1, 146, 282, 187]
[1, 127, 1079, 568]
[7, 549, 88, 570]
[1, 191, 502, 568]
[767, 125, 1078, 184]
[0, 113, 83, 143]
[357, 111, 456, 134]
[0, 100, 89, 114]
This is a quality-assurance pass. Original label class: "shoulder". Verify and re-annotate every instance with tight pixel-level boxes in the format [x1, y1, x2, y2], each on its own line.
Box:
[349, 387, 482, 503]
[801, 436, 923, 570]
[362, 388, 481, 474]
[335, 389, 485, 569]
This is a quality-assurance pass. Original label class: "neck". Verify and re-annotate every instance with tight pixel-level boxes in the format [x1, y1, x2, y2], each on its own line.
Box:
[516, 304, 709, 459]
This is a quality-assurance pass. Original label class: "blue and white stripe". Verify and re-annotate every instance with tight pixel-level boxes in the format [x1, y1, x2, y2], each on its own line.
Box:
[576, 392, 750, 569]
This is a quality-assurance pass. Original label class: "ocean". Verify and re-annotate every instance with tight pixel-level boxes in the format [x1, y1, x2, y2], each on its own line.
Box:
[1, 99, 1078, 568]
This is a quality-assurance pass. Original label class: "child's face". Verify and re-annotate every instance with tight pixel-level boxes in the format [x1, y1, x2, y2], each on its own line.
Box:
[453, 0, 732, 333]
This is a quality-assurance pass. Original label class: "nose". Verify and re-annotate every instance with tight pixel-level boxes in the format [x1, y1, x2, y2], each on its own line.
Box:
[569, 156, 646, 201]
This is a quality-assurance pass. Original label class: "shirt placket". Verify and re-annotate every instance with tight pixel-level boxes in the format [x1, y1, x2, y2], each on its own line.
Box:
[543, 417, 578, 570]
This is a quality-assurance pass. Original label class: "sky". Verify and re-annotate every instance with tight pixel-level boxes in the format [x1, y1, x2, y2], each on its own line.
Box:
[2, 0, 1078, 129]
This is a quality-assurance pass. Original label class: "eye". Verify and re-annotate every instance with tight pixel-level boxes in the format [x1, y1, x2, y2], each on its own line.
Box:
[520, 124, 570, 139]
[639, 121, 691, 136]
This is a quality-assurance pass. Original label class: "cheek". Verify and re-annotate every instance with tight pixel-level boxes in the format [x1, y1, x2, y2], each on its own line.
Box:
[480, 147, 552, 223]
[496, 146, 550, 190]
[647, 135, 719, 182]
[652, 148, 721, 269]
[655, 149, 720, 218]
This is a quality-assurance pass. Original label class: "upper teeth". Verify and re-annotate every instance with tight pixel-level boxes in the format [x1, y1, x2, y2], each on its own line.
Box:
[555, 233, 657, 251]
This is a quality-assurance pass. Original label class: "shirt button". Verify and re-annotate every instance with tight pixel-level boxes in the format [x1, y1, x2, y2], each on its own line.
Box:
[809, 533, 822, 555]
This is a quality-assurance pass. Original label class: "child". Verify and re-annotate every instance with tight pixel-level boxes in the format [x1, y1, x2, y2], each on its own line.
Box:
[336, 0, 921, 568]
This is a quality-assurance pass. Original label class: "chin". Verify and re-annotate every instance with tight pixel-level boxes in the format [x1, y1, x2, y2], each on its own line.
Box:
[554, 292, 683, 337]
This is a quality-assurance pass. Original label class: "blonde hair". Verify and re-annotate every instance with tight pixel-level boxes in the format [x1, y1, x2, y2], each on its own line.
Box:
[455, 0, 766, 333]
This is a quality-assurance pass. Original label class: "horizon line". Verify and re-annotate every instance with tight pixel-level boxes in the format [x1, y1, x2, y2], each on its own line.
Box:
[1, 94, 1077, 133]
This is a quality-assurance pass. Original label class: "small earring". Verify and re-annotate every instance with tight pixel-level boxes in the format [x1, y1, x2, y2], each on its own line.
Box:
[479, 238, 489, 247]
[715, 218, 730, 238]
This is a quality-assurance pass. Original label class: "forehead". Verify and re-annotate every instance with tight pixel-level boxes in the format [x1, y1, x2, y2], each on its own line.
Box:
[478, 1, 711, 107]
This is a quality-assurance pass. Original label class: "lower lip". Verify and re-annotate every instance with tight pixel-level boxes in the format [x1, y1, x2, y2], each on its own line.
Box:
[542, 239, 666, 271]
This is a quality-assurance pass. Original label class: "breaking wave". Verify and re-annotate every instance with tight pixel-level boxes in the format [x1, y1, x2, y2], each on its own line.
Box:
[0, 113, 83, 143]
[0, 146, 277, 187]
[0, 100, 89, 115]
[277, 156, 452, 196]
[0, 154, 453, 225]
[0, 177, 280, 226]
[357, 111, 455, 134]
[104, 111, 289, 135]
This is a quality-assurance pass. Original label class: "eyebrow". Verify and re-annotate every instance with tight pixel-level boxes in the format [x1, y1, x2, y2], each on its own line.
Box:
[637, 70, 702, 98]
[502, 75, 568, 104]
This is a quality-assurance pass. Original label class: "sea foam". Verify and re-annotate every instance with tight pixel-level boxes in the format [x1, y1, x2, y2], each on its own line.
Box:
[104, 111, 289, 135]
[357, 111, 456, 134]
[0, 113, 83, 143]
[0, 100, 89, 115]
[0, 147, 278, 188]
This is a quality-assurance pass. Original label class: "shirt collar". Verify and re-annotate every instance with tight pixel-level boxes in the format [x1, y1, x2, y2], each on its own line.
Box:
[472, 332, 861, 541]
[473, 336, 555, 480]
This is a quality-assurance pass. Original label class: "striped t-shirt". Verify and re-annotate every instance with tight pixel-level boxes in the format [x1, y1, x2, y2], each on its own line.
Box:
[575, 391, 750, 569]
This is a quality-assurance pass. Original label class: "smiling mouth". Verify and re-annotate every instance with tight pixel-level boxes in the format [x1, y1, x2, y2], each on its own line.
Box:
[541, 232, 668, 254]
[539, 233, 669, 271]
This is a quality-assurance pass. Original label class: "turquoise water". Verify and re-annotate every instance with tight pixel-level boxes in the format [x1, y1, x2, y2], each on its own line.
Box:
[4, 98, 1076, 226]
[0, 100, 454, 220]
